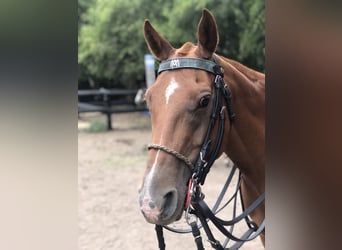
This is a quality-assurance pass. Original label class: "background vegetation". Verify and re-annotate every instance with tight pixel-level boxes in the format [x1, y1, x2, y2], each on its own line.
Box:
[78, 0, 264, 89]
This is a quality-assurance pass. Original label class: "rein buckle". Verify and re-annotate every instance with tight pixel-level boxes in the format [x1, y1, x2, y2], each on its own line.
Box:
[200, 151, 208, 166]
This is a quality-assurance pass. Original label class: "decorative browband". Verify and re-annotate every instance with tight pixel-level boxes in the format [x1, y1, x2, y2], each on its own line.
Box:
[158, 58, 224, 76]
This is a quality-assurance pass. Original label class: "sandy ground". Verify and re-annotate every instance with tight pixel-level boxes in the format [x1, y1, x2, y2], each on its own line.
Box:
[78, 112, 263, 250]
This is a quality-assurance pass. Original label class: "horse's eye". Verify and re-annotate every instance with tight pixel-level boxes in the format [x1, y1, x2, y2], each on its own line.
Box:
[198, 95, 211, 108]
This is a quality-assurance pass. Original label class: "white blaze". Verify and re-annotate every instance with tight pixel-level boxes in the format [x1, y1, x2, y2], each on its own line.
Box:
[165, 77, 179, 104]
[149, 150, 160, 178]
[143, 150, 160, 198]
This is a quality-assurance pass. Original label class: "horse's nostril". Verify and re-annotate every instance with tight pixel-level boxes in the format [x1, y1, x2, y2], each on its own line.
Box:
[149, 201, 156, 209]
[164, 190, 175, 203]
[164, 191, 173, 198]
[161, 189, 178, 218]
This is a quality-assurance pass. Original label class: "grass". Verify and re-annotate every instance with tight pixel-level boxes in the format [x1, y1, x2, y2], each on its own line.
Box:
[79, 112, 151, 132]
[105, 155, 147, 167]
[87, 121, 107, 132]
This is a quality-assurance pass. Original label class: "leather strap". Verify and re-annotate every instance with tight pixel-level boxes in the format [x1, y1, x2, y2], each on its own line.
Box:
[192, 193, 265, 242]
[190, 222, 205, 250]
[155, 225, 166, 250]
[158, 58, 221, 75]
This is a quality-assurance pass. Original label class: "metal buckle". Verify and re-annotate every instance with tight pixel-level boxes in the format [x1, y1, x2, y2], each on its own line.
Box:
[213, 64, 224, 76]
[220, 106, 226, 120]
[214, 75, 223, 88]
[185, 177, 197, 225]
[223, 84, 229, 98]
[200, 151, 208, 166]
[185, 208, 198, 225]
[207, 239, 222, 248]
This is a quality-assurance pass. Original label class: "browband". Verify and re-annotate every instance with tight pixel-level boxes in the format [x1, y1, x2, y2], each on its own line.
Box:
[158, 58, 224, 76]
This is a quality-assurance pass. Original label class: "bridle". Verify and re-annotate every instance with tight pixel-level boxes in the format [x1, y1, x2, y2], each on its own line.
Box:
[147, 57, 265, 250]
[147, 57, 235, 177]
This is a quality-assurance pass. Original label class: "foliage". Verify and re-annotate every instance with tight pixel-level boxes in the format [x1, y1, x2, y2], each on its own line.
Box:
[78, 0, 96, 29]
[87, 120, 107, 132]
[78, 0, 265, 89]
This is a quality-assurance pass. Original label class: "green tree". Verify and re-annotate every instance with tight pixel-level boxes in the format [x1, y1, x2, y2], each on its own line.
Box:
[79, 0, 167, 88]
[203, 0, 264, 72]
[78, 0, 265, 88]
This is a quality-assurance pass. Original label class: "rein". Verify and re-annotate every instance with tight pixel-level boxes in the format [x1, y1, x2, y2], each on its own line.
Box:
[148, 57, 264, 250]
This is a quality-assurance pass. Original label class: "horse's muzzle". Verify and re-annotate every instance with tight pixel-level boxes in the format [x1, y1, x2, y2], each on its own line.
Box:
[139, 188, 179, 225]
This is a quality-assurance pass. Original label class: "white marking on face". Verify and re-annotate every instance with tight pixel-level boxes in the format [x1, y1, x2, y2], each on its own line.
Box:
[141, 152, 161, 222]
[165, 77, 179, 104]
[149, 150, 160, 178]
[143, 150, 160, 199]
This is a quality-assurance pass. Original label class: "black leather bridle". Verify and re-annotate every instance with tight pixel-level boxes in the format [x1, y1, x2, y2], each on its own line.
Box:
[148, 57, 235, 183]
[147, 57, 265, 250]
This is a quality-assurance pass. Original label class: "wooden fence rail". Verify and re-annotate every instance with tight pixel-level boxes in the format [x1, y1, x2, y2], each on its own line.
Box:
[78, 88, 147, 130]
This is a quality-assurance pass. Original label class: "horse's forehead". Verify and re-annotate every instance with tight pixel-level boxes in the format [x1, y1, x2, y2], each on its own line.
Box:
[148, 68, 212, 99]
[165, 77, 180, 104]
[152, 71, 199, 95]
[145, 74, 195, 111]
[146, 41, 210, 103]
[152, 74, 193, 100]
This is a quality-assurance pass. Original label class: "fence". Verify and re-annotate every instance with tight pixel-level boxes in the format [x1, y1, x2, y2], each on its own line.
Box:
[78, 88, 147, 130]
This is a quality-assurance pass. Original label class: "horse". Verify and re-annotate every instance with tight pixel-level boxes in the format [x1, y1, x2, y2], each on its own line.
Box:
[138, 9, 265, 248]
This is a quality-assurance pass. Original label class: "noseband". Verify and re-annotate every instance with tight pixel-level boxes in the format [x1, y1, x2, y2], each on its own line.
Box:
[147, 143, 194, 170]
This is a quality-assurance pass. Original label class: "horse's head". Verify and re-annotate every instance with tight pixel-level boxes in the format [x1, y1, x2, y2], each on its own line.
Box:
[139, 9, 221, 225]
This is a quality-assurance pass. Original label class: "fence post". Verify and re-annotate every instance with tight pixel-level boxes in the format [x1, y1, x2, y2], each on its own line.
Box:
[144, 54, 155, 88]
[103, 90, 112, 130]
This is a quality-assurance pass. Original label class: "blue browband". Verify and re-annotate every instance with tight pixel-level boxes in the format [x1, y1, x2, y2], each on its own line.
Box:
[158, 58, 224, 76]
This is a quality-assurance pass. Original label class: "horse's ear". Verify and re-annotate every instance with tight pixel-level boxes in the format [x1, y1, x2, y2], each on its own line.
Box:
[197, 9, 219, 59]
[144, 20, 175, 61]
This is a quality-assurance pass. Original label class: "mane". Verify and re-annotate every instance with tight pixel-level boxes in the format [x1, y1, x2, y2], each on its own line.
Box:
[174, 43, 264, 85]
[217, 55, 265, 84]
[176, 42, 195, 56]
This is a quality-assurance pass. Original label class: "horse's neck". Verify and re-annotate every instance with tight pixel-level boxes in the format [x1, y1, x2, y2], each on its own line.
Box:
[217, 55, 265, 181]
[222, 57, 265, 83]
[216, 55, 265, 94]
[214, 57, 265, 234]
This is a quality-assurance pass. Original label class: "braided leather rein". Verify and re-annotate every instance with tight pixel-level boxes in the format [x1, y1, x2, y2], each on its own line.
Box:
[147, 143, 194, 170]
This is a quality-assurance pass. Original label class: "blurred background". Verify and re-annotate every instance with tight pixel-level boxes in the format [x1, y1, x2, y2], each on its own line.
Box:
[78, 0, 264, 90]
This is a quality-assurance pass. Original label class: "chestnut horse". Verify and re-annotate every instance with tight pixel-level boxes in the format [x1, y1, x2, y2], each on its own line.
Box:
[138, 9, 265, 247]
